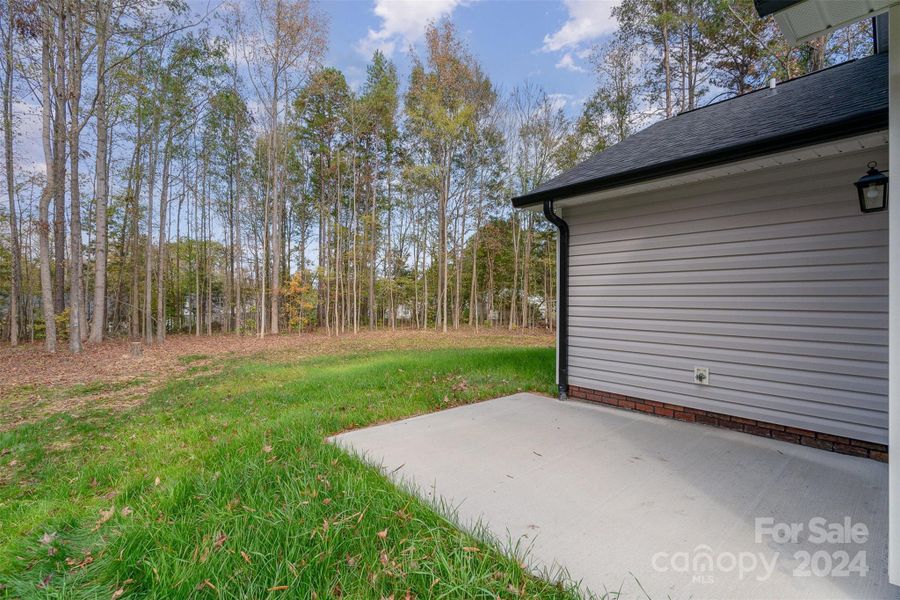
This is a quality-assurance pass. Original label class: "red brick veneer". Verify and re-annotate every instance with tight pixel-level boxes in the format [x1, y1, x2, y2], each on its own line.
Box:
[568, 385, 888, 462]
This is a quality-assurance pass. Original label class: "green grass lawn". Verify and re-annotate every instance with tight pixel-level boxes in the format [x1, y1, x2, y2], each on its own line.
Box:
[0, 345, 585, 598]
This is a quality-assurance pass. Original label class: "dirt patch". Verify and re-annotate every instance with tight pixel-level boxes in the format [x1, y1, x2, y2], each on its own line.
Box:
[0, 329, 554, 429]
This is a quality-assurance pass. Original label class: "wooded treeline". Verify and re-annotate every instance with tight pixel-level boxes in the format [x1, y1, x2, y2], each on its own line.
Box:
[0, 0, 875, 352]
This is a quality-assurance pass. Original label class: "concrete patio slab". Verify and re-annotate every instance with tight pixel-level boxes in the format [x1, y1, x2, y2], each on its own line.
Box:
[330, 393, 895, 599]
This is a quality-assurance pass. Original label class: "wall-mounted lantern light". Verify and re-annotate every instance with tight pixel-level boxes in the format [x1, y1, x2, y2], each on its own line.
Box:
[855, 161, 888, 213]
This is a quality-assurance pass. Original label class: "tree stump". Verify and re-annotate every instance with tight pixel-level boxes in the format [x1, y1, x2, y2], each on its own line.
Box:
[129, 341, 143, 358]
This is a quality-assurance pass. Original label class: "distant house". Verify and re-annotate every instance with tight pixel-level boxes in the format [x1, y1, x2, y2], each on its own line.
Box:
[513, 51, 890, 458]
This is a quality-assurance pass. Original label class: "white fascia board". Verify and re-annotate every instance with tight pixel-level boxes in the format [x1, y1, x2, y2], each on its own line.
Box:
[774, 0, 897, 44]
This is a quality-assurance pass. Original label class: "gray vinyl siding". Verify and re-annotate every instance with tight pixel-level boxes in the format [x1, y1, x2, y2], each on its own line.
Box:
[565, 148, 888, 444]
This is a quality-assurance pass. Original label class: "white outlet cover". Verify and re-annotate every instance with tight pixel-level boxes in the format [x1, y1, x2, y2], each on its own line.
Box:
[694, 367, 709, 385]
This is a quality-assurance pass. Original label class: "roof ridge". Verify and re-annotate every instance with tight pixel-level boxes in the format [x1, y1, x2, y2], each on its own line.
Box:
[676, 54, 877, 117]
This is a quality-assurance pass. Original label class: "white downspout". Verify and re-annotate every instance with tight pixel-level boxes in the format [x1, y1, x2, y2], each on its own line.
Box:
[889, 3, 900, 587]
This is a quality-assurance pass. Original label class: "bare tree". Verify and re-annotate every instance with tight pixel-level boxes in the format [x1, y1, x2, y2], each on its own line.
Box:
[241, 0, 326, 336]
[88, 0, 112, 343]
[2, 0, 20, 345]
[37, 0, 57, 351]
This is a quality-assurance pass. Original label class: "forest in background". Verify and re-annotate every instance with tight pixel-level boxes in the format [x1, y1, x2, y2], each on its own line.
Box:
[0, 0, 876, 352]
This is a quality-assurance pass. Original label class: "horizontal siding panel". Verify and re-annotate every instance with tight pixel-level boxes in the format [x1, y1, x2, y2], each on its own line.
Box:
[570, 193, 858, 243]
[570, 184, 854, 239]
[564, 148, 888, 443]
[567, 345, 886, 395]
[568, 306, 887, 329]
[568, 360, 885, 421]
[570, 247, 886, 276]
[573, 178, 856, 233]
[571, 264, 885, 285]
[570, 200, 863, 247]
[569, 295, 885, 312]
[570, 281, 885, 297]
[569, 316, 887, 345]
[569, 328, 884, 362]
[570, 230, 886, 266]
[569, 335, 885, 380]
[569, 216, 885, 257]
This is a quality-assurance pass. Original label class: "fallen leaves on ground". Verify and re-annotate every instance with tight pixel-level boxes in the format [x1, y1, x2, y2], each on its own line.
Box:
[93, 507, 114, 531]
[36, 573, 52, 589]
[0, 329, 553, 431]
[38, 532, 57, 546]
[66, 553, 94, 569]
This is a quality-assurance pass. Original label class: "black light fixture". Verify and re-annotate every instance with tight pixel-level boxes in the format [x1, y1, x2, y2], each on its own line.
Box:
[855, 161, 888, 213]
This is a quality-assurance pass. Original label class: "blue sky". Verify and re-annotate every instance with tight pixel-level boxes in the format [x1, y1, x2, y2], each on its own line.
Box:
[316, 0, 619, 115]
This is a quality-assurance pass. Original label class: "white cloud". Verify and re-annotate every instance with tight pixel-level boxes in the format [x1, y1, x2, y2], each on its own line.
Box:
[344, 65, 366, 92]
[548, 93, 574, 112]
[555, 52, 586, 73]
[11, 100, 44, 176]
[356, 0, 467, 58]
[542, 0, 618, 52]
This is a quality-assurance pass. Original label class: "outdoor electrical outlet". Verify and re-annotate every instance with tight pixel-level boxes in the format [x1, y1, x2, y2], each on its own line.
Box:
[694, 367, 709, 385]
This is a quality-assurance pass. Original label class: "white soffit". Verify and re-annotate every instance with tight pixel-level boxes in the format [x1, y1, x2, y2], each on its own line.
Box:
[546, 130, 888, 211]
[774, 0, 897, 44]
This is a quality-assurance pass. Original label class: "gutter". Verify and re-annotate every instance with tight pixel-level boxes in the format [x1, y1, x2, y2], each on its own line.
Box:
[542, 200, 568, 400]
[513, 108, 888, 208]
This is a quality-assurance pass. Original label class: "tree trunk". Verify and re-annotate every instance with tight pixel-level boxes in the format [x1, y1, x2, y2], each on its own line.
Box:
[387, 160, 394, 330]
[439, 151, 450, 333]
[89, 0, 110, 343]
[52, 0, 66, 316]
[128, 104, 144, 340]
[521, 212, 533, 329]
[38, 6, 57, 351]
[205, 162, 211, 336]
[509, 213, 520, 330]
[3, 0, 20, 346]
[351, 133, 358, 333]
[66, 0, 85, 352]
[194, 168, 200, 336]
[269, 83, 280, 335]
[368, 155, 376, 329]
[468, 179, 483, 330]
[234, 115, 243, 335]
[453, 178, 468, 329]
[155, 131, 172, 342]
[260, 156, 269, 337]
[143, 96, 161, 343]
[661, 0, 672, 118]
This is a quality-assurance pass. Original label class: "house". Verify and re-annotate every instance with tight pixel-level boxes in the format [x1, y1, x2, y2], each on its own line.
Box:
[514, 2, 900, 587]
[335, 45, 897, 592]
[514, 50, 890, 457]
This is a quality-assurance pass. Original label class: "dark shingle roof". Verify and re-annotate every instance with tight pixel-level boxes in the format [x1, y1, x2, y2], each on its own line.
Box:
[754, 0, 804, 17]
[512, 52, 888, 208]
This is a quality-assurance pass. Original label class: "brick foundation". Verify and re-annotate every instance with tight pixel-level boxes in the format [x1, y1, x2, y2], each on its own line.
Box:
[567, 385, 888, 462]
